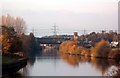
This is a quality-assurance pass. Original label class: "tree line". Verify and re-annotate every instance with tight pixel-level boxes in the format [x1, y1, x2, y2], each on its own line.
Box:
[0, 14, 41, 56]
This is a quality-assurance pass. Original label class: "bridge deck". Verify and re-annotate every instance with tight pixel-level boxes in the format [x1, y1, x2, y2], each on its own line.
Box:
[37, 38, 71, 44]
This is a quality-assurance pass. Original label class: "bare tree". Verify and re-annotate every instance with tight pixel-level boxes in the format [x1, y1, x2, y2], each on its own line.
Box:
[14, 17, 26, 35]
[1, 14, 26, 35]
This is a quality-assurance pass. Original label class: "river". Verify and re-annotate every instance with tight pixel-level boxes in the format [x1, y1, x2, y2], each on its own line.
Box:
[4, 45, 120, 77]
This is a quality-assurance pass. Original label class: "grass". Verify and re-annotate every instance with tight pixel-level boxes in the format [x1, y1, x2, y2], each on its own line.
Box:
[2, 56, 18, 64]
[2, 54, 25, 65]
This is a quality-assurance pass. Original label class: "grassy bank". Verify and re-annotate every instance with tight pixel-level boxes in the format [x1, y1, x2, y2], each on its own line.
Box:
[2, 54, 27, 65]
[2, 54, 27, 75]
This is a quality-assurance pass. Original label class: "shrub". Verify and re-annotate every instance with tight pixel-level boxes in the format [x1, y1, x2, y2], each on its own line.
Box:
[59, 41, 79, 54]
[108, 59, 119, 66]
[91, 39, 111, 58]
[59, 41, 69, 53]
[68, 44, 80, 54]
[60, 41, 90, 55]
[80, 47, 90, 56]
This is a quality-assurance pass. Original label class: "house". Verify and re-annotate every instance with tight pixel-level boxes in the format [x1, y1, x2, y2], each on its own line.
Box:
[110, 41, 119, 48]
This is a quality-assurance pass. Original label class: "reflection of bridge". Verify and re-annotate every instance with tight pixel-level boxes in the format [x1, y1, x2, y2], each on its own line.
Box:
[37, 38, 71, 44]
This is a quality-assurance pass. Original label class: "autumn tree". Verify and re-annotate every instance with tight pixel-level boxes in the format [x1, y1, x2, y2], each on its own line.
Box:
[0, 25, 22, 54]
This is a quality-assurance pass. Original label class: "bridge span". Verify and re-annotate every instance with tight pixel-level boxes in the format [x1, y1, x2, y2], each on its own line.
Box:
[36, 37, 71, 44]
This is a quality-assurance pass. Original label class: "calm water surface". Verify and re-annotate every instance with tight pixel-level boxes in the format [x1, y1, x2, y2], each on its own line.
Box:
[18, 46, 119, 76]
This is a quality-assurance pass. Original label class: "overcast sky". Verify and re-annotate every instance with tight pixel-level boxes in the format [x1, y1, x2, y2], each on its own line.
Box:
[1, 0, 119, 37]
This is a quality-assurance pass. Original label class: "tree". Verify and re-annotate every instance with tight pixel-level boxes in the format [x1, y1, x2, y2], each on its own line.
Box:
[1, 14, 26, 35]
[1, 25, 22, 54]
[14, 17, 26, 35]
[91, 39, 110, 58]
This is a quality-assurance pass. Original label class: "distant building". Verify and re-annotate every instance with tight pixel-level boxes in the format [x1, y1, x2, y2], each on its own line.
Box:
[110, 41, 119, 48]
[73, 32, 79, 41]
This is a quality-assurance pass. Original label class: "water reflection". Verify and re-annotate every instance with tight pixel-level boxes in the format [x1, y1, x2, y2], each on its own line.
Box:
[61, 54, 120, 76]
[60, 54, 80, 67]
[27, 50, 41, 66]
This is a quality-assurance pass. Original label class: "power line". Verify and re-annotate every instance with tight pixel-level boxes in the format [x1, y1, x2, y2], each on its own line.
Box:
[83, 29, 86, 35]
[52, 24, 59, 36]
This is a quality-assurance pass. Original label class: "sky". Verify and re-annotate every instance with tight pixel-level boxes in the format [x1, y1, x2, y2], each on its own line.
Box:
[1, 0, 119, 37]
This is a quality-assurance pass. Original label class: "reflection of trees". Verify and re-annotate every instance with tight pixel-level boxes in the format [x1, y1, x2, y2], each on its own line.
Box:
[28, 51, 41, 66]
[67, 55, 79, 67]
[60, 54, 79, 67]
[61, 54, 91, 67]
[60, 54, 120, 76]
[91, 57, 111, 74]
[28, 57, 36, 66]
[79, 56, 91, 63]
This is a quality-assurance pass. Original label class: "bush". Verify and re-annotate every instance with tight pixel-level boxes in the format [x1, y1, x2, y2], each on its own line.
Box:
[59, 41, 79, 54]
[108, 59, 119, 66]
[68, 44, 80, 54]
[91, 39, 111, 58]
[80, 47, 90, 56]
[60, 41, 90, 55]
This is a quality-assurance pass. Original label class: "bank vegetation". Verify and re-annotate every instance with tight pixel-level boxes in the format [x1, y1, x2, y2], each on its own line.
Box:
[60, 40, 120, 59]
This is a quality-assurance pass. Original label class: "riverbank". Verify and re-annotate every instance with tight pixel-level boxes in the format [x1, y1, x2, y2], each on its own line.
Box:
[2, 54, 27, 75]
[60, 40, 120, 59]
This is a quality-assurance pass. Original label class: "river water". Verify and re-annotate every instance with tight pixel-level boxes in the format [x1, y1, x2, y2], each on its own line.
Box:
[16, 45, 120, 76]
